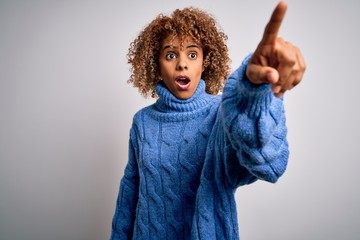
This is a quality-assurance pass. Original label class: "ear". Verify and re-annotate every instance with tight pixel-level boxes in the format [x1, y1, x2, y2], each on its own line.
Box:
[202, 54, 209, 72]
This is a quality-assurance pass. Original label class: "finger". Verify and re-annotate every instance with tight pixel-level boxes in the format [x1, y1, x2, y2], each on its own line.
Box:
[287, 46, 306, 90]
[246, 63, 279, 85]
[275, 40, 297, 87]
[274, 89, 286, 98]
[278, 59, 295, 84]
[271, 65, 296, 97]
[273, 46, 304, 94]
[284, 70, 298, 91]
[261, 1, 288, 45]
[272, 83, 286, 97]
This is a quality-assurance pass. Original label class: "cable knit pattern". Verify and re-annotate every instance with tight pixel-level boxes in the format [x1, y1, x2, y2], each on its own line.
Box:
[111, 55, 289, 240]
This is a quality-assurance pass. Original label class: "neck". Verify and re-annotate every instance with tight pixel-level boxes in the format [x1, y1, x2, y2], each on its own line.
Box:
[146, 80, 216, 122]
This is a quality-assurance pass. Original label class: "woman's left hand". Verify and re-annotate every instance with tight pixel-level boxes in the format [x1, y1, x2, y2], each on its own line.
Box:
[246, 1, 306, 98]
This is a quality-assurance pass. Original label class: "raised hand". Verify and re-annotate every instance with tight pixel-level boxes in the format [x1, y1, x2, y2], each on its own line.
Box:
[246, 1, 306, 98]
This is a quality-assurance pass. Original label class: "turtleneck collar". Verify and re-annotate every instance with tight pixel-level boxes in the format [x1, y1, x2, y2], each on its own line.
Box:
[155, 80, 212, 112]
[147, 80, 217, 122]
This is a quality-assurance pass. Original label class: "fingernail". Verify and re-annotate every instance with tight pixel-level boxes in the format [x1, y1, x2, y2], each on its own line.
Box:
[274, 85, 282, 93]
[267, 71, 278, 84]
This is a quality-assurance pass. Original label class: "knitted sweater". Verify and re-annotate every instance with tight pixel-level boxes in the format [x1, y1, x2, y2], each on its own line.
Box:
[111, 56, 289, 240]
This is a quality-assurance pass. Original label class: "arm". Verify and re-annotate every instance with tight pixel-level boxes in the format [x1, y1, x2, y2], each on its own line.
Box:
[222, 55, 288, 184]
[111, 127, 139, 240]
[222, 1, 305, 186]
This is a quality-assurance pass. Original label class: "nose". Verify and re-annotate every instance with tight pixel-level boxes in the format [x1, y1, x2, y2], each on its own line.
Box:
[176, 55, 188, 71]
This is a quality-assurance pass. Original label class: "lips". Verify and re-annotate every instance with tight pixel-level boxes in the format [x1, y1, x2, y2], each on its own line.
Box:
[175, 75, 191, 90]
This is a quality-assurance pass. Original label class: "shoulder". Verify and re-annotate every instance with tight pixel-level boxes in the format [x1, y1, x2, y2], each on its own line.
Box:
[131, 104, 156, 126]
[128, 104, 155, 136]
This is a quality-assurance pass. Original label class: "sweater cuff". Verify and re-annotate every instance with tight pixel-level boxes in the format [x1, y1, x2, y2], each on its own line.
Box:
[236, 54, 274, 118]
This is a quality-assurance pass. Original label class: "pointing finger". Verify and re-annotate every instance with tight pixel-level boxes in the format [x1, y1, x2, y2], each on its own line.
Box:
[261, 1, 288, 45]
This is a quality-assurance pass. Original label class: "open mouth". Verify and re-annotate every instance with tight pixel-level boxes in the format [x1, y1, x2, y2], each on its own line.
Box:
[175, 76, 191, 90]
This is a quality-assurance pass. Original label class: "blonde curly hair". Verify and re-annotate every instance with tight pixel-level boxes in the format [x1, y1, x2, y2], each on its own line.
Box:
[127, 7, 231, 98]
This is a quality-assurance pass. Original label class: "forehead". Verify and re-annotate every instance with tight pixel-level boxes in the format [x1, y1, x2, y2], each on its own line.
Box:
[161, 35, 200, 48]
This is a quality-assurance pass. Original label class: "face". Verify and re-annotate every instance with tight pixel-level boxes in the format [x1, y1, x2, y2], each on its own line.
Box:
[158, 36, 204, 99]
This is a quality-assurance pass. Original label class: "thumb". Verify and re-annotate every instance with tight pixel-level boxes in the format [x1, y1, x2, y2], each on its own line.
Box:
[246, 63, 279, 85]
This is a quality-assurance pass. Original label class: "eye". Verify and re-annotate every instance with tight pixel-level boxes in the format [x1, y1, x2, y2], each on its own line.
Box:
[188, 52, 197, 59]
[166, 53, 176, 60]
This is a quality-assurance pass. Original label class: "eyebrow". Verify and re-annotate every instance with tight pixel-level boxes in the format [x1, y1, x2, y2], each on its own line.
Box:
[162, 44, 200, 50]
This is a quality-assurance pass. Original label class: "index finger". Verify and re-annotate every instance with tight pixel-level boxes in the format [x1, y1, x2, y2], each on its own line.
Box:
[261, 1, 288, 44]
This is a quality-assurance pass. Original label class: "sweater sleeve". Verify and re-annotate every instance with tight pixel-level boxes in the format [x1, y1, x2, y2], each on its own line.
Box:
[221, 54, 289, 186]
[111, 127, 139, 240]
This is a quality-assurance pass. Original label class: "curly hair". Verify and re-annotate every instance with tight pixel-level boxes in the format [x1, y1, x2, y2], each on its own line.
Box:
[127, 7, 231, 98]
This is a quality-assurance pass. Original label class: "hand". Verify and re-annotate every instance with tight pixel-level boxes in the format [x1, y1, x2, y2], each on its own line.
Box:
[246, 1, 306, 98]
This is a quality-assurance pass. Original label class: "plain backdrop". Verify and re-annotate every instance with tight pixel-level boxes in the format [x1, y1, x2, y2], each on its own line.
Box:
[1, 0, 359, 239]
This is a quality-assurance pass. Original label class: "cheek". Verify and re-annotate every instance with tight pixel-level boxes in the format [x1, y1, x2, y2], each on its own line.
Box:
[198, 61, 205, 74]
[158, 62, 165, 77]
[198, 57, 205, 72]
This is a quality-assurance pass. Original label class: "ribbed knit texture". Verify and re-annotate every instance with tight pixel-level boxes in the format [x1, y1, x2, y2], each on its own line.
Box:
[111, 55, 289, 240]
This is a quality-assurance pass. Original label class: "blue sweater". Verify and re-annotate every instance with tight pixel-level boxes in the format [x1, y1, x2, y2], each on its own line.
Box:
[111, 56, 289, 239]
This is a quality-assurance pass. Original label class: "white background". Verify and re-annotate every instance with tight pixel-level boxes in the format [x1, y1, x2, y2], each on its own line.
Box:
[1, 0, 359, 239]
